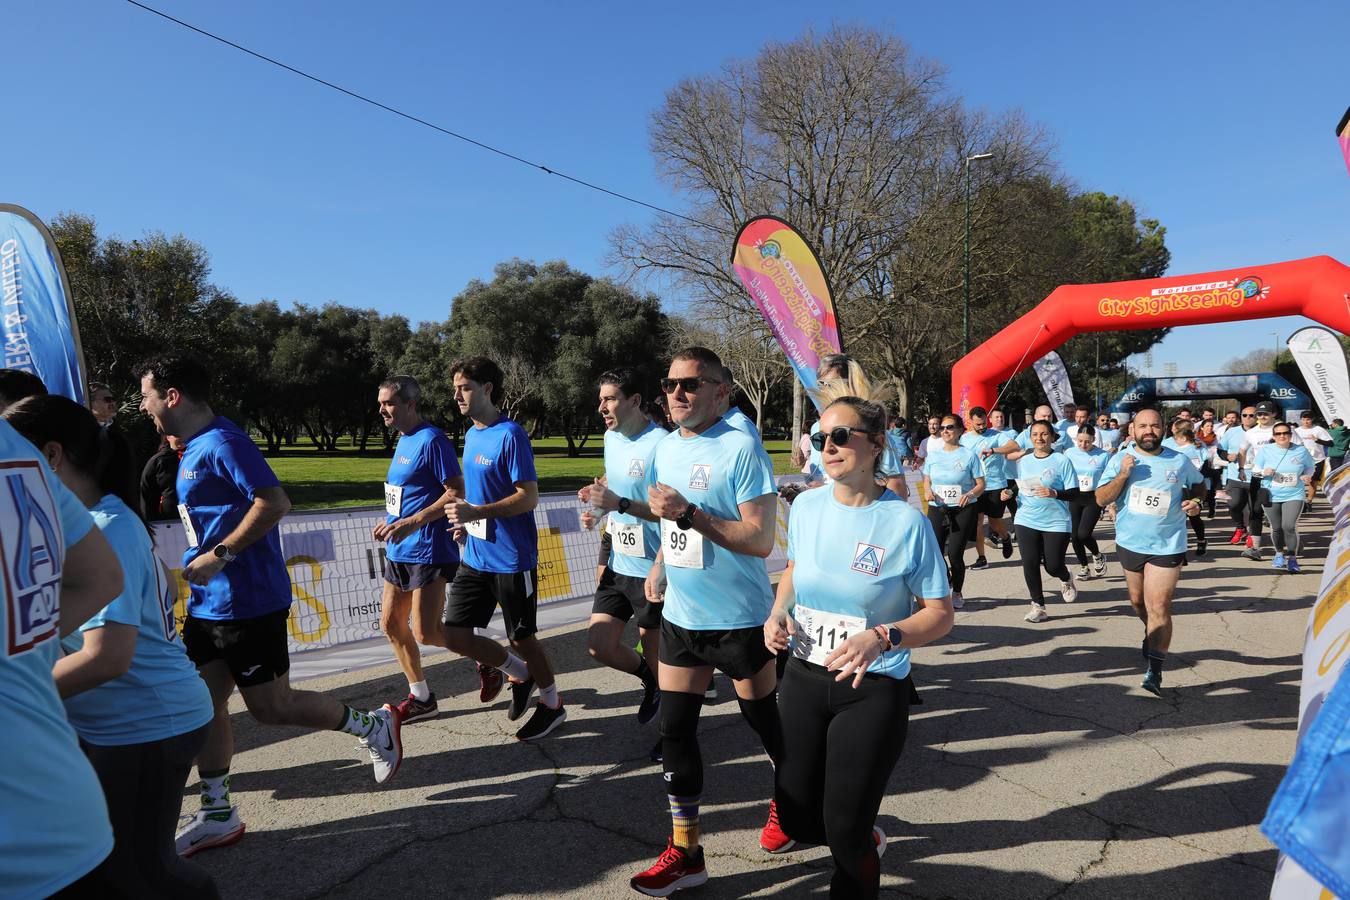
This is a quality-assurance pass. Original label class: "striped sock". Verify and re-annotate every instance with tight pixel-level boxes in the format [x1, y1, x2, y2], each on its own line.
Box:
[668, 794, 701, 850]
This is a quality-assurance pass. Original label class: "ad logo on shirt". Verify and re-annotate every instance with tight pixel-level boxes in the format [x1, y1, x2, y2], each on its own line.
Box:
[688, 464, 711, 491]
[398, 456, 413, 465]
[1165, 470, 1178, 483]
[182, 470, 196, 480]
[851, 542, 885, 576]
[474, 454, 495, 467]
[1, 461, 64, 657]
[628, 458, 645, 478]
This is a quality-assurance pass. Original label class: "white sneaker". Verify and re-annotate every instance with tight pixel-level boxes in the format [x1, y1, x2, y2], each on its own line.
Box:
[1091, 555, 1106, 577]
[1077, 564, 1090, 578]
[175, 807, 245, 857]
[1024, 604, 1049, 623]
[951, 591, 964, 610]
[1061, 573, 1079, 603]
[361, 704, 403, 785]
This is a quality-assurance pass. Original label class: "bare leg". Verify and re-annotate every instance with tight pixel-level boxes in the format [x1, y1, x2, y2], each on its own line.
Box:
[195, 660, 237, 773]
[380, 586, 423, 685]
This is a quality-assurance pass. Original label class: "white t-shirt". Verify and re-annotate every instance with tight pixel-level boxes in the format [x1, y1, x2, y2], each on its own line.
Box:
[916, 435, 944, 460]
[1239, 425, 1275, 470]
[1295, 425, 1332, 461]
[1064, 424, 1104, 449]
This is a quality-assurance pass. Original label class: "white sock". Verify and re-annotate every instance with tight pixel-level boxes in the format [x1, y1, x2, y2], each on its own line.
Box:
[539, 683, 560, 709]
[499, 651, 530, 682]
[409, 680, 430, 702]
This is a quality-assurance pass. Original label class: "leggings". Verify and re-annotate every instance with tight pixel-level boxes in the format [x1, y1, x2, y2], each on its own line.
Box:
[1067, 499, 1101, 565]
[927, 504, 977, 593]
[1225, 478, 1264, 535]
[1204, 467, 1223, 515]
[1014, 524, 1070, 605]
[776, 658, 911, 900]
[80, 723, 220, 900]
[1189, 511, 1206, 545]
[1262, 499, 1305, 555]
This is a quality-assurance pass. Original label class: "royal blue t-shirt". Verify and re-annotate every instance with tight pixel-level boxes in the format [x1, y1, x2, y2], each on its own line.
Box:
[63, 495, 212, 746]
[1255, 444, 1316, 503]
[960, 427, 1012, 489]
[603, 423, 665, 578]
[787, 487, 948, 680]
[1012, 452, 1076, 532]
[462, 416, 538, 573]
[385, 422, 462, 564]
[654, 420, 777, 630]
[1100, 446, 1205, 555]
[177, 417, 291, 621]
[922, 445, 983, 507]
[0, 421, 112, 898]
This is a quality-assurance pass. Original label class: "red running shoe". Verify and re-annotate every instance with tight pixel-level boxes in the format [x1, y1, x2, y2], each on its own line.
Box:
[759, 799, 796, 853]
[477, 663, 504, 703]
[630, 839, 707, 896]
[1246, 535, 1255, 549]
[395, 692, 439, 724]
[1229, 528, 1246, 545]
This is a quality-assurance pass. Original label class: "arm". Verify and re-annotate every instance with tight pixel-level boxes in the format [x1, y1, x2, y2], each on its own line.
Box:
[59, 527, 124, 636]
[1094, 456, 1134, 507]
[883, 473, 909, 499]
[648, 483, 778, 558]
[961, 476, 986, 506]
[377, 476, 465, 542]
[449, 480, 539, 524]
[823, 595, 955, 688]
[763, 560, 797, 652]
[52, 623, 137, 698]
[579, 478, 658, 522]
[185, 485, 291, 586]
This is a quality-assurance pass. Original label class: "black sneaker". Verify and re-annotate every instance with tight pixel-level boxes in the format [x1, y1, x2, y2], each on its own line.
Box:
[515, 702, 567, 740]
[507, 678, 536, 722]
[1001, 536, 1013, 559]
[650, 738, 664, 764]
[969, 556, 988, 570]
[1196, 540, 1207, 557]
[637, 675, 661, 725]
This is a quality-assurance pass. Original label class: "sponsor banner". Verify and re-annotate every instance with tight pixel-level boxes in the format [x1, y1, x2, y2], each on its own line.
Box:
[1097, 274, 1271, 321]
[1287, 326, 1350, 424]
[731, 216, 842, 410]
[1154, 375, 1259, 397]
[0, 205, 88, 403]
[1031, 352, 1074, 412]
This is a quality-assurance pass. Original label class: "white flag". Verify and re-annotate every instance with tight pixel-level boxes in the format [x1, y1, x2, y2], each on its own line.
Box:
[1031, 352, 1075, 413]
[1287, 326, 1350, 423]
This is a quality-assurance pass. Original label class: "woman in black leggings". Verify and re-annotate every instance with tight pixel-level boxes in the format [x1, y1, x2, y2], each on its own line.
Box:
[921, 414, 984, 609]
[1063, 426, 1109, 577]
[1167, 419, 1209, 556]
[765, 384, 954, 899]
[1008, 421, 1080, 623]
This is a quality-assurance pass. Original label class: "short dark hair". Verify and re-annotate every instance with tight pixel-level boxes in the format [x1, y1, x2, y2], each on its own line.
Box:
[449, 356, 504, 402]
[0, 369, 48, 408]
[1203, 407, 1215, 415]
[670, 346, 723, 373]
[1075, 404, 1089, 413]
[133, 354, 211, 403]
[379, 375, 421, 406]
[969, 406, 988, 419]
[1075, 423, 1096, 437]
[598, 368, 644, 400]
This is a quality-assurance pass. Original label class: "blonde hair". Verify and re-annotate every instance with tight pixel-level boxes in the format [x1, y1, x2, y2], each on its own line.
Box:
[809, 361, 895, 473]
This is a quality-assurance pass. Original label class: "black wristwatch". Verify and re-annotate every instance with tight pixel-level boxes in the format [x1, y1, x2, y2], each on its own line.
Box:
[887, 627, 903, 650]
[617, 497, 631, 514]
[675, 502, 697, 530]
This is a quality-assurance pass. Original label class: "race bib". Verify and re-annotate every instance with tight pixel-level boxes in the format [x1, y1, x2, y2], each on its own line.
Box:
[1190, 455, 1204, 470]
[177, 503, 199, 548]
[932, 483, 962, 506]
[1127, 484, 1170, 517]
[792, 604, 867, 667]
[383, 482, 403, 517]
[611, 519, 646, 558]
[465, 518, 489, 540]
[1272, 472, 1299, 487]
[1016, 475, 1044, 495]
[660, 518, 704, 568]
[1077, 474, 1094, 492]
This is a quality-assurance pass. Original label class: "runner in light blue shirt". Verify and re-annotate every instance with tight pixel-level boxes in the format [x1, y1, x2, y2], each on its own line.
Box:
[921, 415, 984, 609]
[1254, 425, 1316, 573]
[1064, 428, 1111, 579]
[961, 406, 1015, 568]
[1165, 419, 1211, 558]
[1010, 422, 1079, 623]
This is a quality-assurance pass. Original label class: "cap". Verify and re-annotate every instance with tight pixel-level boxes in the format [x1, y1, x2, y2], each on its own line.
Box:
[1254, 401, 1278, 414]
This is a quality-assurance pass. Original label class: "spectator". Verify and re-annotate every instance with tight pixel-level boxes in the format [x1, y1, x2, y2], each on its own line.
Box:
[140, 434, 185, 521]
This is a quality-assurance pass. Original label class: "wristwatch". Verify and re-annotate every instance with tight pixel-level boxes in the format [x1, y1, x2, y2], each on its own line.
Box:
[617, 497, 631, 514]
[887, 626, 903, 650]
[213, 543, 237, 563]
[675, 502, 697, 530]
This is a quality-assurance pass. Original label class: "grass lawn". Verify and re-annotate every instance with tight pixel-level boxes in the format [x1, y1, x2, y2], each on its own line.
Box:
[261, 435, 799, 509]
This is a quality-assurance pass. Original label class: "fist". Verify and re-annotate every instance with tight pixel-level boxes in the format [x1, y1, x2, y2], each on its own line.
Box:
[648, 482, 689, 520]
[1119, 454, 1136, 475]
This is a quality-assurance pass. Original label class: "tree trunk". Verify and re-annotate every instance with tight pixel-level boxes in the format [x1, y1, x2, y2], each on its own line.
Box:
[792, 378, 804, 444]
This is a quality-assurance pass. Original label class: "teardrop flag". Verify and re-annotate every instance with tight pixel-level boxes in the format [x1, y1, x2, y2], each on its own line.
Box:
[1337, 107, 1350, 178]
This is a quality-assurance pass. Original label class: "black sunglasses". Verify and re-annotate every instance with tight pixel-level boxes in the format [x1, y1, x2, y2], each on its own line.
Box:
[1241, 413, 1256, 418]
[938, 424, 959, 431]
[810, 426, 877, 451]
[1273, 430, 1293, 436]
[659, 376, 721, 394]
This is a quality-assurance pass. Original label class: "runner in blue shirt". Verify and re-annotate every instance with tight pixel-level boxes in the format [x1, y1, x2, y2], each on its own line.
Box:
[1255, 425, 1316, 573]
[630, 347, 780, 896]
[763, 380, 952, 898]
[0, 412, 122, 899]
[1011, 421, 1080, 623]
[6, 395, 217, 897]
[961, 406, 1014, 569]
[135, 354, 402, 860]
[1064, 426, 1110, 578]
[576, 369, 664, 727]
[373, 376, 464, 724]
[921, 414, 984, 609]
[441, 356, 565, 742]
[1096, 408, 1206, 697]
[1167, 419, 1210, 558]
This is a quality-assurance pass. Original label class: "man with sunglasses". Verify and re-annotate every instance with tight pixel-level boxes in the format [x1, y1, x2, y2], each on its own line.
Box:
[1236, 401, 1279, 560]
[1217, 405, 1258, 548]
[632, 347, 781, 896]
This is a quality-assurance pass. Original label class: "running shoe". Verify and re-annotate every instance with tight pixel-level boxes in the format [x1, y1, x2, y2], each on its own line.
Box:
[1141, 669, 1163, 697]
[175, 808, 245, 857]
[361, 705, 403, 785]
[1242, 547, 1262, 561]
[637, 674, 661, 725]
[1024, 604, 1049, 623]
[760, 800, 796, 853]
[1060, 573, 1078, 603]
[631, 839, 707, 896]
[1272, 552, 1286, 570]
[1287, 558, 1302, 574]
[1077, 564, 1090, 578]
[507, 678, 537, 721]
[477, 663, 504, 703]
[1229, 528, 1246, 545]
[650, 737, 664, 764]
[951, 591, 964, 610]
[1195, 540, 1207, 557]
[395, 692, 439, 725]
[1001, 536, 1014, 559]
[515, 702, 567, 741]
[873, 824, 887, 859]
[970, 556, 988, 570]
[1091, 555, 1106, 577]
[705, 680, 718, 701]
[1245, 535, 1255, 549]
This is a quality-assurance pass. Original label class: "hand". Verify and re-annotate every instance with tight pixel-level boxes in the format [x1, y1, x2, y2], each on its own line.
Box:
[823, 629, 883, 689]
[764, 607, 795, 653]
[644, 562, 665, 603]
[451, 525, 466, 544]
[1033, 487, 1053, 498]
[1119, 454, 1136, 476]
[958, 491, 976, 507]
[446, 499, 481, 526]
[578, 478, 616, 512]
[1301, 475, 1313, 485]
[580, 509, 598, 531]
[184, 552, 227, 586]
[1000, 489, 1013, 502]
[375, 518, 419, 543]
[980, 448, 994, 459]
[1181, 498, 1201, 517]
[648, 482, 690, 520]
[1262, 468, 1275, 477]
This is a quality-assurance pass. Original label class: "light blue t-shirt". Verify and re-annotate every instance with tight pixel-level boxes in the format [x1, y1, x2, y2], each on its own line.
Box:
[808, 420, 903, 483]
[1255, 444, 1316, 503]
[62, 495, 213, 746]
[960, 428, 1012, 489]
[0, 421, 112, 898]
[1017, 423, 1070, 452]
[922, 445, 983, 506]
[1218, 426, 1248, 483]
[722, 408, 761, 441]
[654, 420, 776, 630]
[385, 422, 462, 564]
[462, 416, 538, 574]
[1100, 446, 1205, 555]
[1098, 427, 1122, 451]
[1064, 446, 1110, 494]
[787, 487, 949, 680]
[1164, 440, 1208, 478]
[603, 423, 665, 578]
[1012, 452, 1076, 532]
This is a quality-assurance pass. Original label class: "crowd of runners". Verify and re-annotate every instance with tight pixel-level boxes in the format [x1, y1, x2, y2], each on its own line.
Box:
[5, 348, 1339, 899]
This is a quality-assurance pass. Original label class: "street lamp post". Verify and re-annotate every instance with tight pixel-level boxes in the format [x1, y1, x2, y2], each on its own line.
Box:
[1271, 331, 1282, 370]
[963, 152, 994, 356]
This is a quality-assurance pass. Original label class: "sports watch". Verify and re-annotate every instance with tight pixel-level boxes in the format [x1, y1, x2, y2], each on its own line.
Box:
[617, 497, 631, 514]
[887, 627, 903, 650]
[213, 543, 237, 563]
[675, 502, 697, 530]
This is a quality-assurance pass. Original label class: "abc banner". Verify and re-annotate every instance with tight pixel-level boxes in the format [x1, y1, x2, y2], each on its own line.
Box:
[1031, 351, 1074, 414]
[0, 205, 88, 403]
[1286, 326, 1350, 424]
[731, 216, 841, 408]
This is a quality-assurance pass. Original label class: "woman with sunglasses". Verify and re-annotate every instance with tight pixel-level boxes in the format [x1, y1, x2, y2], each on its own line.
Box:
[1194, 419, 1223, 518]
[921, 414, 984, 609]
[1254, 424, 1315, 573]
[1164, 419, 1209, 557]
[1010, 421, 1080, 623]
[765, 379, 952, 900]
[1063, 424, 1109, 578]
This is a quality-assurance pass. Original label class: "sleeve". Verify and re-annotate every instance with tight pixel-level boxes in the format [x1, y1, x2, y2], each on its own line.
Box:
[1057, 456, 1078, 490]
[966, 452, 983, 483]
[1300, 449, 1316, 475]
[214, 435, 281, 500]
[426, 433, 462, 484]
[731, 441, 776, 505]
[503, 427, 538, 483]
[903, 512, 951, 600]
[50, 471, 94, 549]
[1017, 431, 1033, 450]
[1180, 456, 1204, 487]
[785, 495, 802, 562]
[921, 455, 933, 478]
[1100, 452, 1122, 483]
[79, 520, 146, 629]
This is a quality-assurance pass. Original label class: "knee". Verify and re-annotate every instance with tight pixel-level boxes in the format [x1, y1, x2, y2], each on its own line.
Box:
[659, 690, 703, 740]
[248, 698, 288, 726]
[411, 619, 443, 646]
[379, 606, 406, 640]
[444, 627, 473, 654]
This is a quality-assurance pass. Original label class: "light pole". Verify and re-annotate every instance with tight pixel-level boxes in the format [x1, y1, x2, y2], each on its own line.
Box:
[963, 152, 993, 355]
[1271, 331, 1282, 369]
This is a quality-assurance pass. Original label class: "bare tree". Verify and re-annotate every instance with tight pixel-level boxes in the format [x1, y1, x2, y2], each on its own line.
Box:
[666, 311, 788, 431]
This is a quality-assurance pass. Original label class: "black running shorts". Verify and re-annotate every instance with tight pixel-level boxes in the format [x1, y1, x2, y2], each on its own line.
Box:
[443, 564, 539, 641]
[659, 618, 775, 681]
[1116, 545, 1186, 573]
[182, 608, 291, 688]
[592, 569, 662, 629]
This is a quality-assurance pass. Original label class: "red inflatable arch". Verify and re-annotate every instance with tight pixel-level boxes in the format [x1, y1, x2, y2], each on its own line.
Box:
[952, 255, 1350, 416]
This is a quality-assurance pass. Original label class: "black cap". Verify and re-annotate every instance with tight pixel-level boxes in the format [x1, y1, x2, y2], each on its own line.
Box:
[1255, 401, 1278, 414]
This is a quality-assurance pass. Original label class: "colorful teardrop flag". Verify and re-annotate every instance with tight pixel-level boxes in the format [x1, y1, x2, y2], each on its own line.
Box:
[1337, 107, 1350, 178]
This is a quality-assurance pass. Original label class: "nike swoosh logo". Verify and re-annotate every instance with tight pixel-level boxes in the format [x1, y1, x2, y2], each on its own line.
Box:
[377, 723, 393, 751]
[241, 665, 260, 677]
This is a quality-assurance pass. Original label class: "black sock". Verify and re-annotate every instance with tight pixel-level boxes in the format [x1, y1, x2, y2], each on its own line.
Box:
[1147, 652, 1165, 677]
[634, 657, 654, 686]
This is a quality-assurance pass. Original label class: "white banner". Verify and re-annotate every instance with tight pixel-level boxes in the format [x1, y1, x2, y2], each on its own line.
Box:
[1287, 326, 1350, 424]
[1031, 351, 1075, 414]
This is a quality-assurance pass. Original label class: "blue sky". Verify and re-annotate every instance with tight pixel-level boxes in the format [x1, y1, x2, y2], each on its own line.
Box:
[9, 1, 1350, 382]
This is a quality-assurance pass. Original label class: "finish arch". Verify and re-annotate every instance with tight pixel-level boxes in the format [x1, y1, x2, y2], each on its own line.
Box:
[1107, 373, 1311, 420]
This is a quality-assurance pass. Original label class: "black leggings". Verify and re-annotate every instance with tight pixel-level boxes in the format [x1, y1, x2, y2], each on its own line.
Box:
[927, 504, 977, 592]
[1067, 499, 1101, 565]
[1014, 524, 1070, 604]
[80, 723, 220, 900]
[1189, 511, 1206, 545]
[1225, 478, 1264, 535]
[776, 659, 911, 900]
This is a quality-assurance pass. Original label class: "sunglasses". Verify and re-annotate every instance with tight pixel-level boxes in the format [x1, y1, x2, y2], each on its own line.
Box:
[659, 376, 721, 394]
[1273, 430, 1292, 436]
[1241, 413, 1256, 418]
[810, 426, 877, 451]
